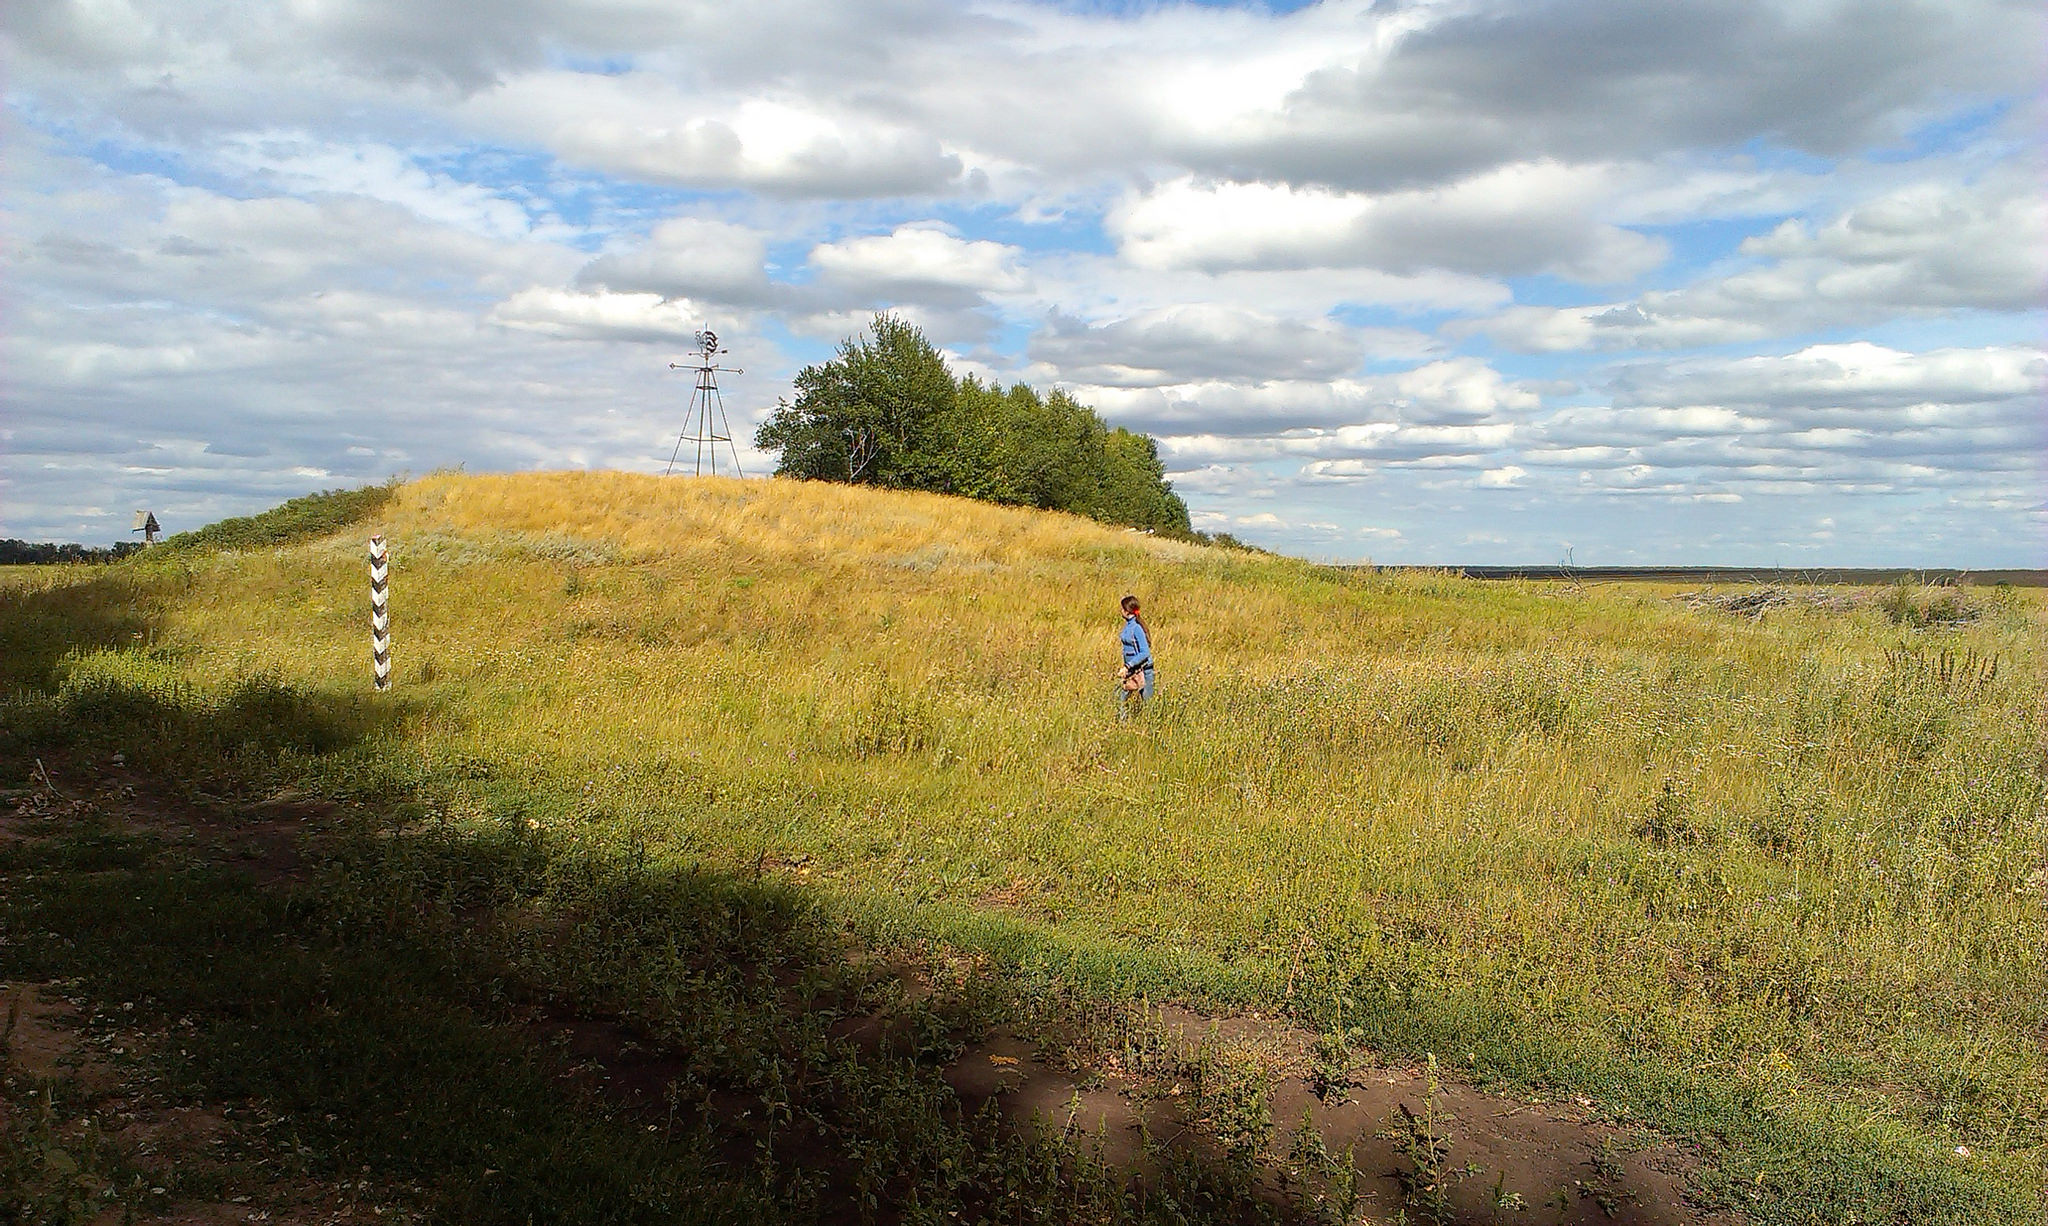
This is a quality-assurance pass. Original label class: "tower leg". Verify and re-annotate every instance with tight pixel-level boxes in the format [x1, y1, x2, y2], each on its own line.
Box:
[666, 358, 741, 477]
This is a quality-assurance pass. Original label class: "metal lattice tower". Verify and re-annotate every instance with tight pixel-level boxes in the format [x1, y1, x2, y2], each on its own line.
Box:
[665, 329, 745, 477]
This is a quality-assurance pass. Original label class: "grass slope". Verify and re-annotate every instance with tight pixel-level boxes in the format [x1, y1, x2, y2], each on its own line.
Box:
[5, 470, 2044, 1222]
[158, 482, 398, 555]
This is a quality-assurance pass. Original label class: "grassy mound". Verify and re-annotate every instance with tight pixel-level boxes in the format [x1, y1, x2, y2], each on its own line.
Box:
[5, 470, 2043, 1223]
[159, 482, 398, 554]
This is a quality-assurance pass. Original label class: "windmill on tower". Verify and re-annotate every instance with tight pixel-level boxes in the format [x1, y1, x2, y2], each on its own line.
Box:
[665, 329, 745, 477]
[132, 511, 161, 545]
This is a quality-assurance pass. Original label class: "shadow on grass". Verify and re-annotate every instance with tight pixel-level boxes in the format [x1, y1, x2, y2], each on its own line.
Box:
[0, 568, 166, 693]
[1, 677, 1286, 1226]
[0, 561, 407, 790]
[1, 482, 394, 696]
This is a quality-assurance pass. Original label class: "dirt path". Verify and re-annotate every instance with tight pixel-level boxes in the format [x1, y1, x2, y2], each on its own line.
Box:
[2, 980, 401, 1225]
[943, 1007, 1728, 1225]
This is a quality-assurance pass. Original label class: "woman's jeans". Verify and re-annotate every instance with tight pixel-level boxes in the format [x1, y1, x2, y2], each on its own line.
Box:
[1117, 667, 1155, 719]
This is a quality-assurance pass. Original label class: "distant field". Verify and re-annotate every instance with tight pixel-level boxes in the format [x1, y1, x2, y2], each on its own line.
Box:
[1385, 565, 2048, 587]
[3, 471, 2042, 1223]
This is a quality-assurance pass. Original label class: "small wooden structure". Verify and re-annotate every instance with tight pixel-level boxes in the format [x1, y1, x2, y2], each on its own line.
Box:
[132, 511, 161, 545]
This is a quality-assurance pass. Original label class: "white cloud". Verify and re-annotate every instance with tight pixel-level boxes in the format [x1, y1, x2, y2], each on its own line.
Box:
[1110, 163, 1669, 282]
[1609, 341, 2046, 415]
[1024, 255, 1513, 320]
[13, 0, 2036, 194]
[1311, 421, 1520, 462]
[1386, 358, 1541, 423]
[1738, 170, 2047, 313]
[1029, 304, 1428, 387]
[470, 76, 971, 197]
[577, 216, 774, 303]
[1078, 358, 1542, 437]
[1211, 0, 2039, 186]
[1474, 168, 2048, 352]
[488, 287, 708, 342]
[212, 135, 545, 239]
[1135, 338, 2038, 561]
[809, 225, 1025, 293]
[1515, 344, 2044, 496]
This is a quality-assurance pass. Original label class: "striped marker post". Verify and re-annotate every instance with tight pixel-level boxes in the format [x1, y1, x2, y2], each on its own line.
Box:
[369, 535, 391, 691]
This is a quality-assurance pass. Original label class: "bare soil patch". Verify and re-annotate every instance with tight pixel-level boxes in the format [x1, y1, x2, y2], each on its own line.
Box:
[3, 983, 118, 1093]
[940, 1007, 1733, 1226]
[3, 978, 397, 1225]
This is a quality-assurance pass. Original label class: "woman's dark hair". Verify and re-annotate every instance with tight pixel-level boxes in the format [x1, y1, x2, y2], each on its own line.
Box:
[1120, 594, 1149, 641]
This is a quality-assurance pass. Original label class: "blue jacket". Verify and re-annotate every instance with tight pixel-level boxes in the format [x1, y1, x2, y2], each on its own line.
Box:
[1120, 615, 1152, 671]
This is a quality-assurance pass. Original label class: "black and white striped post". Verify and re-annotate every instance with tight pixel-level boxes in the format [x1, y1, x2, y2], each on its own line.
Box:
[369, 535, 391, 691]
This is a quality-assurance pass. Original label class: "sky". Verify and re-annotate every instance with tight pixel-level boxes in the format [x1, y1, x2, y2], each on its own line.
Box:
[3, 0, 2043, 565]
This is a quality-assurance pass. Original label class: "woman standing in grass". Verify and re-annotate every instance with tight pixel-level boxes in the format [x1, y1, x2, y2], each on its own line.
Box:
[1117, 594, 1154, 719]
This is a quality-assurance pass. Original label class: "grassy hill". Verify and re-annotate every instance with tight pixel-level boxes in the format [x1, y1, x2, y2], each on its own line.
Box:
[4, 470, 2044, 1223]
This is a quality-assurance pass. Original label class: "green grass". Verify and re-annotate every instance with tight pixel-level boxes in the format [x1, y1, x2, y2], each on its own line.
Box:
[3, 470, 2044, 1222]
[157, 482, 398, 555]
[2, 828, 759, 1224]
[1, 807, 1278, 1224]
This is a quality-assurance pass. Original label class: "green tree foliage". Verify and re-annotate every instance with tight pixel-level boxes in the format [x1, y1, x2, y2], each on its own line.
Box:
[752, 313, 958, 489]
[0, 540, 143, 565]
[756, 314, 1191, 534]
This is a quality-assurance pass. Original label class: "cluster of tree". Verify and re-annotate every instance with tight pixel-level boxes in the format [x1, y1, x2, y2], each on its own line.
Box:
[754, 314, 1192, 535]
[0, 539, 144, 565]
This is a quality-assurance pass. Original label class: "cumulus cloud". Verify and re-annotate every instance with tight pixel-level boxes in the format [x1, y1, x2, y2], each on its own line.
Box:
[488, 288, 710, 343]
[1523, 344, 2044, 487]
[1474, 169, 2048, 351]
[1110, 164, 1668, 282]
[1292, 421, 1520, 467]
[1737, 169, 2046, 312]
[9, 173, 576, 330]
[1207, 0, 2038, 189]
[1028, 305, 1428, 387]
[1024, 255, 1513, 323]
[577, 217, 774, 304]
[15, 0, 2030, 207]
[211, 135, 547, 240]
[1386, 358, 1543, 423]
[808, 226, 1025, 295]
[1136, 339, 2039, 561]
[477, 80, 974, 197]
[1079, 358, 1542, 437]
[1608, 342, 2046, 416]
